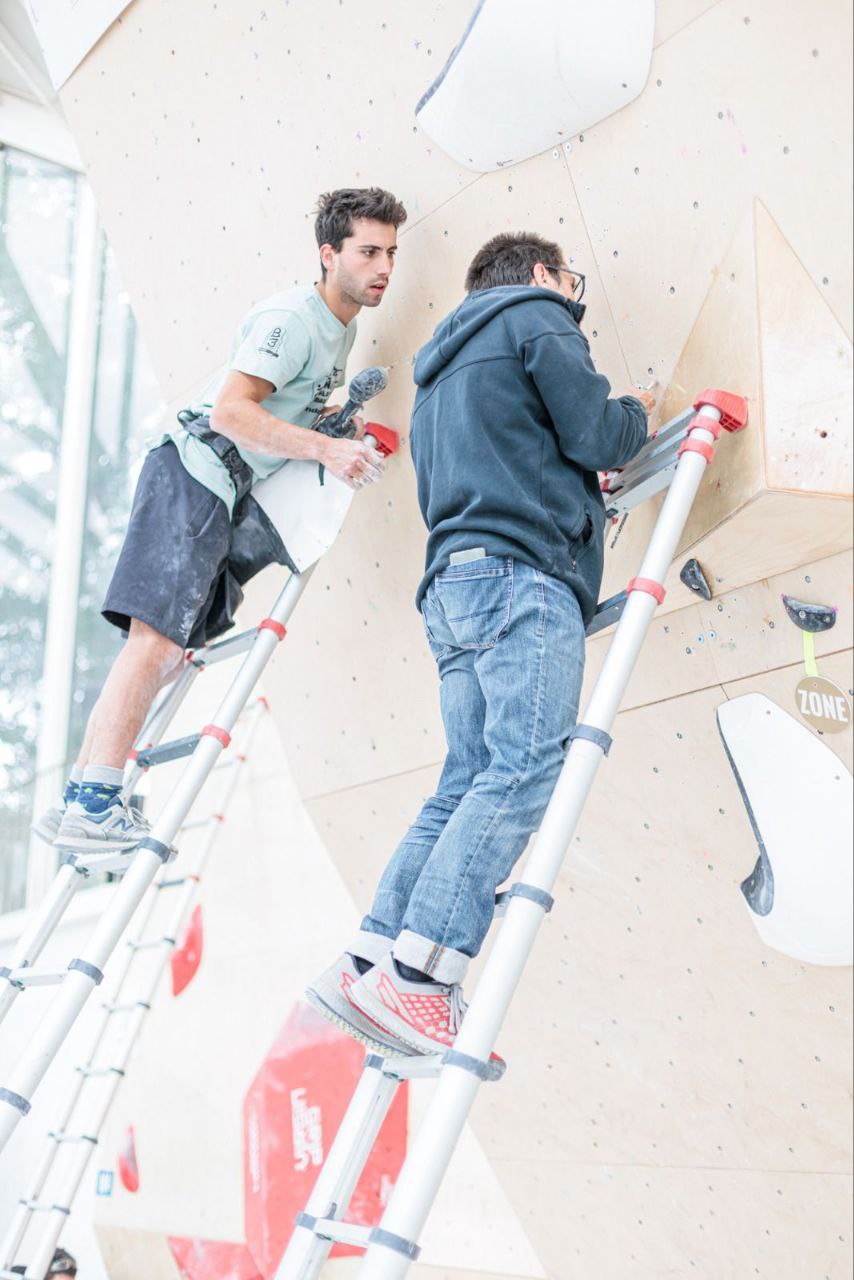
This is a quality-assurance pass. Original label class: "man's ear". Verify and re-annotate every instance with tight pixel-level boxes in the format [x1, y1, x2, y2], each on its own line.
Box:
[319, 243, 336, 274]
[530, 262, 549, 287]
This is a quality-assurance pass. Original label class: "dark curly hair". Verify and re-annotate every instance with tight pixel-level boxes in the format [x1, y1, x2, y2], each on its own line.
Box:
[314, 188, 408, 277]
[465, 231, 564, 293]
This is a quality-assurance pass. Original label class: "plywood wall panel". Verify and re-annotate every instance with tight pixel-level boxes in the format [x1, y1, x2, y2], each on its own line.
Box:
[94, 1226, 181, 1280]
[59, 0, 481, 397]
[477, 681, 851, 1174]
[566, 0, 853, 395]
[757, 206, 854, 497]
[584, 549, 853, 711]
[493, 1161, 852, 1280]
[664, 490, 853, 609]
[597, 199, 764, 608]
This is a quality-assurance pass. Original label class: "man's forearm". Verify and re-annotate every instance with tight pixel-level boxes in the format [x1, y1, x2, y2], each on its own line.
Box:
[210, 398, 325, 462]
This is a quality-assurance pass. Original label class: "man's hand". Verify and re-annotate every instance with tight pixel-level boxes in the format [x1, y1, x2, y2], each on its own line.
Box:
[623, 387, 657, 414]
[319, 436, 385, 490]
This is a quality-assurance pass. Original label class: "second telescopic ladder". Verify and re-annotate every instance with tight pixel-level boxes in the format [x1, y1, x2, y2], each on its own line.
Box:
[275, 386, 749, 1279]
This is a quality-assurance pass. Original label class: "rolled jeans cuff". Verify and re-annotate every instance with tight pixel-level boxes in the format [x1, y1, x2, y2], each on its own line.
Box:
[348, 929, 395, 965]
[393, 929, 470, 985]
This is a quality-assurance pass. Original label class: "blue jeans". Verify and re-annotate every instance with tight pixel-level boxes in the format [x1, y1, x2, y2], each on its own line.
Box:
[353, 557, 585, 984]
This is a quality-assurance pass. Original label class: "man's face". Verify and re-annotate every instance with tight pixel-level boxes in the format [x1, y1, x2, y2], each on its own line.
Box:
[324, 218, 398, 308]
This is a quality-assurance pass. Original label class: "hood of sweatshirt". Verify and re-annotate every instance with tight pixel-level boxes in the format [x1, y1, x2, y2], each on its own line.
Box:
[413, 285, 586, 385]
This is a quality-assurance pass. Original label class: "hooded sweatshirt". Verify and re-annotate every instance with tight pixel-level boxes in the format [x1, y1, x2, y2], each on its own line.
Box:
[410, 285, 648, 626]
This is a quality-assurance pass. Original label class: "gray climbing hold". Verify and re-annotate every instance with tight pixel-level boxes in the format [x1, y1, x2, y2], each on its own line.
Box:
[781, 595, 837, 633]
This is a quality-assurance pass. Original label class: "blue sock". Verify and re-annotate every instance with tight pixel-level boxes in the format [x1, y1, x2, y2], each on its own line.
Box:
[78, 766, 124, 815]
[77, 782, 122, 815]
[63, 764, 84, 808]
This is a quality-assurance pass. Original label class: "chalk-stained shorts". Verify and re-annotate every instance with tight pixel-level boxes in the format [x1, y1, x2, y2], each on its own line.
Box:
[101, 442, 233, 651]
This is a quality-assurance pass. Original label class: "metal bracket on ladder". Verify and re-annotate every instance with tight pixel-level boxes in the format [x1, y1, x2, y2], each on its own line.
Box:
[273, 388, 749, 1280]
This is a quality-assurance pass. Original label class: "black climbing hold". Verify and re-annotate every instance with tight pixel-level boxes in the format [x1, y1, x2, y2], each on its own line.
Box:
[679, 558, 712, 600]
[781, 595, 837, 633]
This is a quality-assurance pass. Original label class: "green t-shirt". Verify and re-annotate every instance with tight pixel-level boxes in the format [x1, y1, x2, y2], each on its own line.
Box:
[157, 285, 357, 516]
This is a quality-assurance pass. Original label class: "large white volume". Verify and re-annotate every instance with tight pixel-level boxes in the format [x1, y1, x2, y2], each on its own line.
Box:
[415, 0, 655, 172]
[717, 692, 853, 967]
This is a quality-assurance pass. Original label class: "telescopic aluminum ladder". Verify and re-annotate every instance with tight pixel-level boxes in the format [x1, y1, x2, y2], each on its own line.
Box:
[0, 405, 397, 1278]
[0, 696, 268, 1279]
[275, 387, 749, 1279]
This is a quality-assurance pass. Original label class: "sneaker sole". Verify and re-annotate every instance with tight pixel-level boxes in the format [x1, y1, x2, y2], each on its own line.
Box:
[304, 987, 417, 1058]
[53, 833, 144, 852]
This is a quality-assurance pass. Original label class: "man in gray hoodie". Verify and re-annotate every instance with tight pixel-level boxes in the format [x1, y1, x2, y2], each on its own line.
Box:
[309, 231, 655, 1057]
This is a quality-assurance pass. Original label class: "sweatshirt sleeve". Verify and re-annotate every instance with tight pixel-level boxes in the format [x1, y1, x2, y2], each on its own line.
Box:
[522, 327, 648, 471]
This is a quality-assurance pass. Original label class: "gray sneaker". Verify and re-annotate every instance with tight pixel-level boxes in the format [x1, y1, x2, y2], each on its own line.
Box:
[53, 799, 151, 852]
[31, 805, 64, 845]
[306, 953, 418, 1057]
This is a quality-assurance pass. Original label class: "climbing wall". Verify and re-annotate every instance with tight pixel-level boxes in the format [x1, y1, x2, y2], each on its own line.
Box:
[46, 0, 853, 1276]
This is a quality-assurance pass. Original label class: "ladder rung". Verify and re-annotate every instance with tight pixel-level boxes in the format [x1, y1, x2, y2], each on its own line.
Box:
[7, 967, 66, 988]
[605, 463, 677, 516]
[307, 1217, 371, 1248]
[178, 815, 217, 833]
[601, 407, 695, 514]
[127, 936, 175, 952]
[586, 590, 628, 637]
[68, 850, 138, 876]
[379, 1054, 444, 1081]
[192, 627, 258, 666]
[14, 1199, 67, 1214]
[75, 1065, 123, 1079]
[47, 1130, 97, 1145]
[102, 999, 151, 1014]
[136, 734, 200, 768]
[614, 406, 693, 480]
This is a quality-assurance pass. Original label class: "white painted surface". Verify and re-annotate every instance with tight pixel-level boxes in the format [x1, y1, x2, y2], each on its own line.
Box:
[416, 0, 655, 171]
[717, 692, 854, 966]
[22, 0, 133, 90]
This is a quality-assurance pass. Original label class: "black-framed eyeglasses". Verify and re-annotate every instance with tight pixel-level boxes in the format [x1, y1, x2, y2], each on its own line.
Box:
[544, 265, 586, 301]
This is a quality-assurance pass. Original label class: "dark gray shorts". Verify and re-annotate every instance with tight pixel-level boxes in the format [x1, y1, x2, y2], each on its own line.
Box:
[102, 442, 233, 650]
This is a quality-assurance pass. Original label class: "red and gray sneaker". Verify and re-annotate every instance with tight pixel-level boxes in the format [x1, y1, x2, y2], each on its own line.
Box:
[305, 953, 418, 1058]
[348, 953, 505, 1067]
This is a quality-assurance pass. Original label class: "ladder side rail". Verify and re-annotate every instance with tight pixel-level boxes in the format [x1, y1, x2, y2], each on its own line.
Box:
[357, 408, 725, 1277]
[0, 570, 311, 1155]
[6, 700, 270, 1274]
[276, 1059, 401, 1280]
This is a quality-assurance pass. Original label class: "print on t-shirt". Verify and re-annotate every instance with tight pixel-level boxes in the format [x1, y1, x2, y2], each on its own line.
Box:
[259, 324, 286, 358]
[305, 365, 344, 423]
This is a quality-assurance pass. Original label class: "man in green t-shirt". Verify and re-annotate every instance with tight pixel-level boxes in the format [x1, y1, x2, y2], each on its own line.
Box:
[35, 187, 407, 854]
